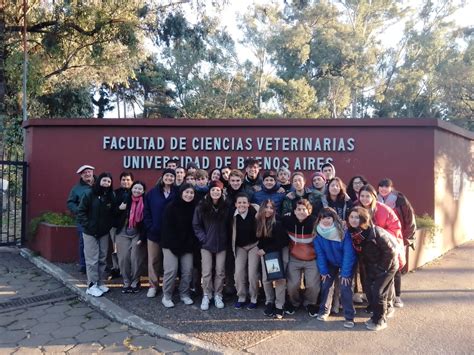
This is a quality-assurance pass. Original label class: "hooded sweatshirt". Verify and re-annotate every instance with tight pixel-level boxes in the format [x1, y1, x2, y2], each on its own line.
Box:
[282, 214, 317, 261]
[251, 182, 285, 212]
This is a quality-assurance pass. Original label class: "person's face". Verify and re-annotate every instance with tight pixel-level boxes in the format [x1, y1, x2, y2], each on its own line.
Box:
[229, 176, 242, 190]
[221, 168, 231, 181]
[166, 162, 177, 170]
[162, 173, 175, 186]
[320, 215, 334, 228]
[329, 180, 341, 197]
[322, 166, 334, 179]
[80, 169, 94, 184]
[352, 178, 365, 193]
[131, 183, 144, 197]
[211, 170, 221, 182]
[100, 177, 111, 188]
[263, 177, 276, 190]
[277, 170, 290, 183]
[359, 190, 373, 208]
[264, 202, 274, 218]
[210, 187, 222, 200]
[196, 177, 208, 187]
[294, 205, 310, 221]
[292, 175, 305, 191]
[181, 187, 195, 202]
[185, 175, 196, 185]
[246, 163, 260, 179]
[175, 168, 186, 182]
[378, 185, 392, 197]
[120, 175, 133, 189]
[235, 197, 249, 214]
[348, 211, 361, 228]
[313, 176, 325, 189]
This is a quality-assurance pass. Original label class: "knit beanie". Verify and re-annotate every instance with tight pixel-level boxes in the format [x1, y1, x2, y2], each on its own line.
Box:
[162, 168, 176, 177]
[311, 172, 327, 182]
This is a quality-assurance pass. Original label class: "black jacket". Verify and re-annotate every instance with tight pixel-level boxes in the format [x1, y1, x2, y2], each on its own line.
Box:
[161, 198, 197, 256]
[359, 226, 398, 275]
[77, 189, 116, 237]
[257, 220, 289, 253]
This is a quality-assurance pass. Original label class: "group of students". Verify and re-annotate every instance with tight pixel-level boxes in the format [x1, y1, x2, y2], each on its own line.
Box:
[66, 159, 416, 331]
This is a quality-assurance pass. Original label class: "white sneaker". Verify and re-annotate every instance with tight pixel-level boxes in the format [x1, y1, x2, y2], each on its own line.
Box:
[147, 287, 157, 298]
[161, 297, 175, 308]
[394, 296, 404, 308]
[86, 284, 104, 297]
[201, 295, 210, 311]
[214, 295, 224, 309]
[180, 296, 194, 305]
[353, 293, 364, 303]
[97, 284, 109, 293]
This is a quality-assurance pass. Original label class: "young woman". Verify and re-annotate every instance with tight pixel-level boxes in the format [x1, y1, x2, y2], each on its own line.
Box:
[193, 180, 229, 310]
[210, 168, 221, 182]
[77, 172, 115, 297]
[115, 181, 146, 293]
[160, 183, 197, 307]
[232, 193, 259, 310]
[347, 175, 368, 203]
[220, 166, 232, 188]
[346, 207, 398, 331]
[320, 177, 353, 221]
[282, 199, 319, 317]
[313, 208, 356, 328]
[143, 169, 178, 298]
[256, 199, 289, 319]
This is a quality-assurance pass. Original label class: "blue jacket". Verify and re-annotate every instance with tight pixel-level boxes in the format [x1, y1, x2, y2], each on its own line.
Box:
[143, 185, 178, 242]
[314, 229, 356, 278]
[252, 183, 285, 213]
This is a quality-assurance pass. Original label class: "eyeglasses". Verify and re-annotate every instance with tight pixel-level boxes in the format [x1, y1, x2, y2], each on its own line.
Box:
[353, 180, 364, 186]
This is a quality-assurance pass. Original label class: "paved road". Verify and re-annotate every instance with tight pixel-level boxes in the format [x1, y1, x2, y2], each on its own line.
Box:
[0, 247, 209, 354]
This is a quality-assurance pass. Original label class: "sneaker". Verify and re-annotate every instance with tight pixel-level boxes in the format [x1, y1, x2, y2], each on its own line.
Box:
[214, 295, 225, 309]
[386, 307, 395, 318]
[274, 308, 284, 319]
[394, 296, 404, 308]
[285, 303, 296, 315]
[343, 320, 355, 329]
[86, 284, 104, 297]
[131, 285, 140, 293]
[352, 293, 364, 304]
[366, 320, 387, 331]
[317, 313, 329, 321]
[180, 296, 194, 305]
[109, 268, 121, 279]
[234, 301, 246, 309]
[264, 303, 275, 317]
[121, 287, 132, 294]
[147, 287, 157, 298]
[97, 284, 109, 293]
[331, 306, 340, 314]
[247, 302, 257, 310]
[201, 295, 210, 311]
[307, 304, 318, 318]
[365, 318, 374, 326]
[161, 297, 175, 308]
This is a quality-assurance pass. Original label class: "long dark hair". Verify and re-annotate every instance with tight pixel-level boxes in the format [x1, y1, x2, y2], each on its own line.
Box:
[358, 184, 377, 210]
[346, 206, 372, 230]
[256, 199, 276, 238]
[347, 175, 368, 201]
[200, 188, 227, 219]
[325, 177, 347, 202]
[316, 207, 344, 239]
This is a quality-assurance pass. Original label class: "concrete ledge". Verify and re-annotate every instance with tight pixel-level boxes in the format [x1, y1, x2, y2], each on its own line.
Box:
[20, 248, 241, 354]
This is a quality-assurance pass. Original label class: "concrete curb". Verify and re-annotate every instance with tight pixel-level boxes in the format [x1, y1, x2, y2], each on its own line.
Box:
[20, 248, 242, 354]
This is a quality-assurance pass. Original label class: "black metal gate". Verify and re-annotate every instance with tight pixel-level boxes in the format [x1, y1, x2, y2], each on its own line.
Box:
[0, 153, 27, 246]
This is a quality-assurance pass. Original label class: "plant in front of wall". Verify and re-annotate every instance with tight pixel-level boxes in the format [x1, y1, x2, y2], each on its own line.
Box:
[415, 214, 442, 244]
[29, 211, 75, 241]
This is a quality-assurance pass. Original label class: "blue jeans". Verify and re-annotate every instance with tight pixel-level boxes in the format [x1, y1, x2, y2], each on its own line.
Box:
[318, 265, 355, 321]
[77, 224, 86, 268]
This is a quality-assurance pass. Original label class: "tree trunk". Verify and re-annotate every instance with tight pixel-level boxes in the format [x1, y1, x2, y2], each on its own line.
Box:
[0, 2, 6, 153]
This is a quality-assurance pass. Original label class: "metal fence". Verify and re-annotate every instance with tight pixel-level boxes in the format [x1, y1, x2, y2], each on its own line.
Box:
[0, 152, 27, 246]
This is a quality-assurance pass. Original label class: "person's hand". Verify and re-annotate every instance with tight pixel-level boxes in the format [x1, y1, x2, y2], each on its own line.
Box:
[286, 192, 295, 199]
[321, 274, 331, 282]
[341, 277, 351, 286]
[277, 187, 285, 193]
[119, 202, 127, 210]
[257, 249, 266, 256]
[253, 185, 262, 192]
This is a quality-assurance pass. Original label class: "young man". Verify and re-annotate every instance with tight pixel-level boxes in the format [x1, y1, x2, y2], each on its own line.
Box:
[166, 159, 179, 170]
[67, 164, 95, 273]
[243, 158, 262, 191]
[109, 171, 134, 278]
[194, 169, 209, 203]
[377, 178, 417, 308]
[252, 171, 285, 214]
[281, 172, 322, 217]
[277, 167, 293, 193]
[311, 172, 327, 194]
[320, 162, 336, 181]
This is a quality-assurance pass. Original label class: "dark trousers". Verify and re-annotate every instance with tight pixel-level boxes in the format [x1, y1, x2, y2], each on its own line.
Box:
[394, 269, 402, 297]
[77, 224, 85, 268]
[364, 265, 397, 324]
[319, 265, 355, 321]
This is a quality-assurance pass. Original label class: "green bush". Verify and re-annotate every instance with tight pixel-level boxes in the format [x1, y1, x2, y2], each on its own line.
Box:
[29, 212, 75, 240]
[416, 213, 442, 237]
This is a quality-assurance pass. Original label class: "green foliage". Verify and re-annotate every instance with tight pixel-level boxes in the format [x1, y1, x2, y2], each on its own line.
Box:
[415, 213, 442, 237]
[29, 212, 76, 240]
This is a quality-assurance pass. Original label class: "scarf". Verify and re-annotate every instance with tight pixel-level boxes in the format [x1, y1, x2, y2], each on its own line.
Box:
[128, 195, 144, 228]
[350, 229, 365, 253]
[316, 223, 341, 242]
[377, 192, 397, 209]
